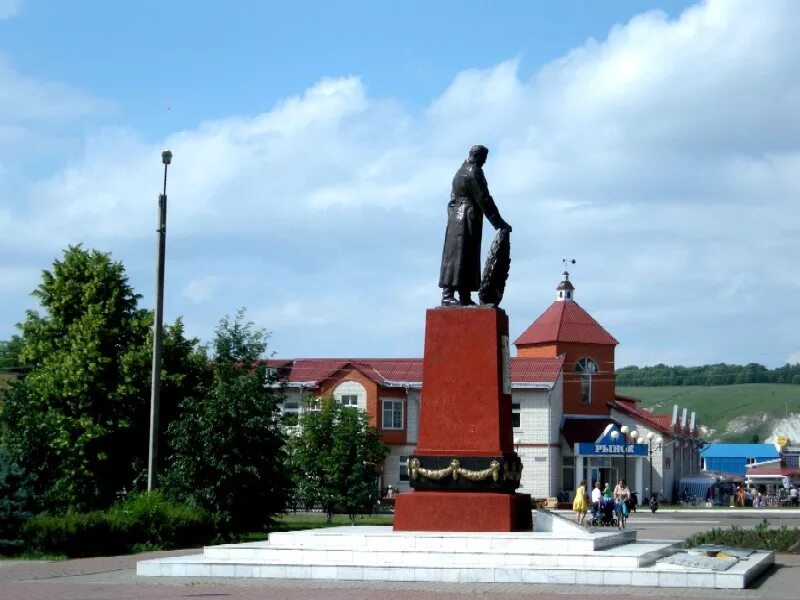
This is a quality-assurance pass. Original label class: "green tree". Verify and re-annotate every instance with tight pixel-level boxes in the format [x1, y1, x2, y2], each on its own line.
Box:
[164, 309, 289, 535]
[0, 245, 205, 511]
[0, 336, 25, 371]
[0, 448, 34, 553]
[288, 396, 389, 523]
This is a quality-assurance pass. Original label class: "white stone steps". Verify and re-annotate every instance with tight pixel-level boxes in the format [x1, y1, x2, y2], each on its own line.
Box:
[258, 525, 635, 552]
[136, 549, 774, 588]
[136, 519, 775, 589]
[201, 540, 678, 569]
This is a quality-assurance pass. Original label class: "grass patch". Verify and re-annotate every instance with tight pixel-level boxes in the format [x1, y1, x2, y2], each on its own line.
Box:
[1, 551, 69, 560]
[685, 519, 800, 552]
[240, 513, 394, 542]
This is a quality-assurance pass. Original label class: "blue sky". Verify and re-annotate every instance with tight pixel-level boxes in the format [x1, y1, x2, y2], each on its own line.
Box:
[2, 0, 799, 368]
[1, 1, 694, 140]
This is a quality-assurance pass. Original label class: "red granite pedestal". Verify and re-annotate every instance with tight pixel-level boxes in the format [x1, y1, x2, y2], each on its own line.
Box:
[393, 307, 532, 532]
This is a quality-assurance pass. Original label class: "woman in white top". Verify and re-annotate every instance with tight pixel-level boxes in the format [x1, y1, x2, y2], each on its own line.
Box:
[591, 481, 602, 506]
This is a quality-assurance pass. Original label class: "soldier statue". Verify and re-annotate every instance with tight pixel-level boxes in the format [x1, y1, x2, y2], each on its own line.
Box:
[439, 145, 512, 307]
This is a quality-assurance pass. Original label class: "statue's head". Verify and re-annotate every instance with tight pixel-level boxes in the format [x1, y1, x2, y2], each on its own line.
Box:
[468, 144, 489, 166]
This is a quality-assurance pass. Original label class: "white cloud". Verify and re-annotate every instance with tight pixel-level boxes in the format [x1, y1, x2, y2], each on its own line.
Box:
[2, 0, 800, 366]
[786, 352, 800, 366]
[0, 0, 22, 20]
[0, 56, 111, 122]
[181, 276, 223, 304]
[0, 55, 113, 185]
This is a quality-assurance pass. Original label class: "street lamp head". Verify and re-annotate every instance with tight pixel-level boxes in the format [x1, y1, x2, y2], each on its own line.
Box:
[610, 430, 620, 440]
[631, 430, 639, 440]
[620, 425, 629, 434]
[161, 150, 173, 165]
[647, 431, 655, 440]
[656, 436, 663, 445]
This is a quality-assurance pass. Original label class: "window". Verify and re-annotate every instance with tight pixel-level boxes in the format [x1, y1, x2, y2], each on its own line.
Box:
[399, 456, 409, 481]
[512, 403, 521, 428]
[382, 399, 404, 430]
[665, 457, 672, 470]
[575, 357, 598, 404]
[340, 394, 358, 408]
[333, 381, 366, 411]
[562, 456, 575, 492]
[282, 399, 300, 426]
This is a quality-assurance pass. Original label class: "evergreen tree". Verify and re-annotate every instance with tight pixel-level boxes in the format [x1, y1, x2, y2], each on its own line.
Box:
[164, 309, 289, 534]
[0, 449, 34, 553]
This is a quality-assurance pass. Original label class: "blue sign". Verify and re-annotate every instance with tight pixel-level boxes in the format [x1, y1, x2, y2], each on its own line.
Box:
[577, 443, 648, 457]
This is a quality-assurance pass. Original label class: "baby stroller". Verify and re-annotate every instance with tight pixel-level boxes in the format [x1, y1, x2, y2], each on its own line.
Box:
[589, 497, 617, 527]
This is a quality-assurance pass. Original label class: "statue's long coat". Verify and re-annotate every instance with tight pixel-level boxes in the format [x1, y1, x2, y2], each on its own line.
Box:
[438, 159, 503, 291]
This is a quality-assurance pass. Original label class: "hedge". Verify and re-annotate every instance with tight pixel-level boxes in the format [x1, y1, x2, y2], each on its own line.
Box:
[20, 491, 214, 557]
[685, 519, 800, 553]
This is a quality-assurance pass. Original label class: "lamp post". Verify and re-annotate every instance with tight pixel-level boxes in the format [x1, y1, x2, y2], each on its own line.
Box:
[147, 149, 172, 492]
[645, 432, 663, 501]
[611, 425, 638, 484]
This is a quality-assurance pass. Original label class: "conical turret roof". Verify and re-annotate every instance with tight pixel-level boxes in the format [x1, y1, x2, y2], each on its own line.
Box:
[514, 273, 619, 347]
[514, 300, 619, 346]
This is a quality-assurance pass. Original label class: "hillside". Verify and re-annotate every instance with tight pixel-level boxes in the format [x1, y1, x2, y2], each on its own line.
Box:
[616, 384, 800, 443]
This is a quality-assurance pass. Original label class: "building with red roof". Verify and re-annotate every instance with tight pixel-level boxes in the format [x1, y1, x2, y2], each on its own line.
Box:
[272, 271, 703, 503]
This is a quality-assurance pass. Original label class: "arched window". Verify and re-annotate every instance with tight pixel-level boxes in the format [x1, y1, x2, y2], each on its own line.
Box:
[575, 357, 598, 404]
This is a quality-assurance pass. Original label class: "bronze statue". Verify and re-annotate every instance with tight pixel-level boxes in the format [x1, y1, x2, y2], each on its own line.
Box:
[439, 145, 511, 307]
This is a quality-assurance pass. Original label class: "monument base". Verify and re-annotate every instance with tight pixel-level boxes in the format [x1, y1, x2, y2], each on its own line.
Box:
[393, 491, 532, 532]
[137, 515, 776, 588]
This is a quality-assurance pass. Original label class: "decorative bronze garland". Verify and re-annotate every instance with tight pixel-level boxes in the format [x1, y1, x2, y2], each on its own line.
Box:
[408, 458, 503, 482]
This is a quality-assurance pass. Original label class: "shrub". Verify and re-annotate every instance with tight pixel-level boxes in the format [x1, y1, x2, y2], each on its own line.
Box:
[21, 511, 116, 557]
[20, 491, 213, 557]
[686, 519, 800, 553]
[107, 491, 214, 550]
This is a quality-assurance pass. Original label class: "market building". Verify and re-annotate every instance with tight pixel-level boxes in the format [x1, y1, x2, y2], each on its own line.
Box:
[270, 272, 703, 503]
[700, 443, 781, 476]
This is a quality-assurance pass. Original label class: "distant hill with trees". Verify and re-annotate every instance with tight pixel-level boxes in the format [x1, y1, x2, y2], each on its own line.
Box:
[615, 363, 800, 387]
[616, 383, 800, 444]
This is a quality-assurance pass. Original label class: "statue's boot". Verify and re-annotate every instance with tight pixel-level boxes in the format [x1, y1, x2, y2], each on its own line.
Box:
[459, 290, 477, 306]
[441, 288, 459, 307]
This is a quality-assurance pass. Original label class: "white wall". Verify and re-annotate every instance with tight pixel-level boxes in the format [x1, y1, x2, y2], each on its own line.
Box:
[513, 379, 561, 498]
[332, 380, 367, 411]
[406, 388, 420, 443]
[383, 444, 416, 492]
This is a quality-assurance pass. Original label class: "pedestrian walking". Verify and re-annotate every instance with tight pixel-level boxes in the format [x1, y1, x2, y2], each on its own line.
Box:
[573, 479, 589, 526]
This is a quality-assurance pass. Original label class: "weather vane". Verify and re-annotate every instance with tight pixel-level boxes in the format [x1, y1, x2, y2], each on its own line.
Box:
[562, 258, 576, 277]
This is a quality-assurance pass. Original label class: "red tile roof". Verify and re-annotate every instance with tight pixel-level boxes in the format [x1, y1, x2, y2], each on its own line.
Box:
[512, 355, 565, 385]
[264, 359, 423, 386]
[513, 301, 618, 347]
[266, 356, 564, 387]
[610, 395, 674, 435]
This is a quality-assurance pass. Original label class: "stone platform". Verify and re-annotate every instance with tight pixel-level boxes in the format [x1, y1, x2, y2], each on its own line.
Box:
[137, 510, 774, 589]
